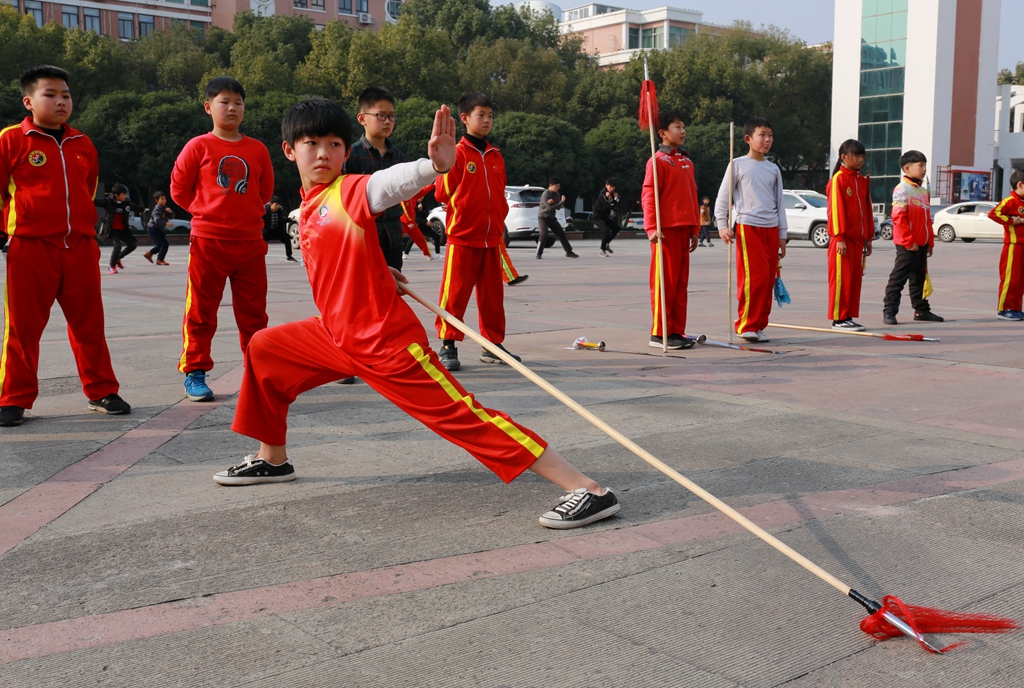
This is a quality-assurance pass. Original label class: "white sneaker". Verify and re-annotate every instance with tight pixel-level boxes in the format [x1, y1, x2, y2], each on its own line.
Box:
[755, 330, 770, 342]
[739, 331, 759, 342]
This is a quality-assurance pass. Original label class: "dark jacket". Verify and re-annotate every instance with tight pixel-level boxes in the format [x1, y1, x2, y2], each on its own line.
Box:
[262, 205, 288, 236]
[342, 135, 405, 249]
[100, 196, 145, 232]
[538, 189, 563, 219]
[148, 204, 172, 230]
[592, 190, 619, 223]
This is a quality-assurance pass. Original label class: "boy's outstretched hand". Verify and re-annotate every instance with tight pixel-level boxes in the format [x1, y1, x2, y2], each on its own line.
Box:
[428, 105, 456, 174]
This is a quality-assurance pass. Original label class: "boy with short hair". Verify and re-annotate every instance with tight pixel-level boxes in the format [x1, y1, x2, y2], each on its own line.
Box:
[594, 178, 620, 257]
[882, 150, 943, 325]
[262, 195, 296, 262]
[643, 110, 699, 350]
[698, 196, 714, 247]
[0, 65, 131, 427]
[987, 168, 1024, 321]
[536, 177, 578, 259]
[343, 86, 406, 270]
[826, 138, 874, 331]
[145, 191, 172, 265]
[100, 183, 144, 273]
[714, 117, 788, 343]
[216, 97, 620, 530]
[171, 76, 275, 403]
[434, 92, 520, 370]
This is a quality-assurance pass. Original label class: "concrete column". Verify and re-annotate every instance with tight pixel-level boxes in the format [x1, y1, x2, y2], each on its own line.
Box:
[999, 158, 1012, 197]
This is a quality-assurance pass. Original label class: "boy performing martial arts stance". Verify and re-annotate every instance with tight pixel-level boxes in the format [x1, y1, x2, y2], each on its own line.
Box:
[0, 65, 130, 427]
[714, 117, 787, 343]
[987, 169, 1024, 321]
[214, 98, 620, 530]
[826, 139, 874, 331]
[171, 77, 275, 402]
[643, 110, 699, 350]
[435, 92, 521, 370]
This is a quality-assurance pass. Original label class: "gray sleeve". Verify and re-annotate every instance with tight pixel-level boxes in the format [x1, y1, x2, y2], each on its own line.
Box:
[713, 161, 733, 229]
[775, 166, 788, 235]
[365, 159, 437, 215]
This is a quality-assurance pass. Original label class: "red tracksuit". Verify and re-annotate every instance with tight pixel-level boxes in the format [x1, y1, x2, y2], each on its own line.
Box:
[231, 174, 546, 481]
[642, 146, 699, 337]
[499, 243, 520, 284]
[826, 166, 873, 320]
[988, 191, 1024, 312]
[171, 133, 274, 373]
[434, 137, 508, 343]
[0, 118, 120, 408]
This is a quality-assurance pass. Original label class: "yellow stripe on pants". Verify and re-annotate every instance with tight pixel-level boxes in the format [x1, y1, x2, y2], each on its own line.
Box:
[998, 234, 1017, 311]
[737, 226, 753, 334]
[832, 250, 843, 320]
[651, 242, 662, 335]
[437, 245, 457, 340]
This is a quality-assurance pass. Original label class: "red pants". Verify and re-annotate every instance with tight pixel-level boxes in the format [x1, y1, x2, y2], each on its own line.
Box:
[735, 225, 779, 334]
[827, 239, 864, 320]
[232, 318, 546, 483]
[436, 244, 505, 343]
[650, 229, 693, 336]
[997, 239, 1023, 312]
[0, 236, 118, 407]
[499, 243, 519, 284]
[179, 236, 268, 373]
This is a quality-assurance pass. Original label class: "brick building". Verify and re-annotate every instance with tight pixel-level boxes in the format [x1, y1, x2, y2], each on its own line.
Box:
[3, 0, 211, 38]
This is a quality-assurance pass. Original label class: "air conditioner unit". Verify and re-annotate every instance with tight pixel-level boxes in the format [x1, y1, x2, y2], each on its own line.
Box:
[358, 12, 372, 23]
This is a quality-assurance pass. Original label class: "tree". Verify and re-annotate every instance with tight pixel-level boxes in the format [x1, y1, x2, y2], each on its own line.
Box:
[131, 24, 220, 95]
[226, 13, 315, 95]
[490, 112, 591, 202]
[391, 97, 442, 161]
[460, 38, 570, 116]
[583, 118, 650, 215]
[242, 91, 304, 207]
[296, 20, 355, 100]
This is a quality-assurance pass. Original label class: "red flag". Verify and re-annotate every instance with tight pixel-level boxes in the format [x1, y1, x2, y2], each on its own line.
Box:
[638, 80, 659, 130]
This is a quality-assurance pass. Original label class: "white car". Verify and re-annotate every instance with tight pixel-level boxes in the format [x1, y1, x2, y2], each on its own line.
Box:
[932, 202, 1000, 242]
[427, 185, 571, 245]
[783, 190, 830, 248]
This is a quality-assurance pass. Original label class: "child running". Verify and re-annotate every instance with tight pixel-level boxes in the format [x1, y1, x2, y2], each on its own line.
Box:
[825, 139, 874, 331]
[0, 65, 130, 427]
[144, 191, 173, 265]
[987, 168, 1024, 321]
[214, 97, 620, 530]
[714, 117, 788, 343]
[100, 183, 144, 274]
[170, 76, 275, 402]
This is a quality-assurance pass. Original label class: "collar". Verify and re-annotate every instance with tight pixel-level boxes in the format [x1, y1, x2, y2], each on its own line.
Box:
[657, 144, 688, 156]
[21, 117, 72, 138]
[461, 134, 493, 153]
[903, 175, 923, 187]
[360, 134, 394, 155]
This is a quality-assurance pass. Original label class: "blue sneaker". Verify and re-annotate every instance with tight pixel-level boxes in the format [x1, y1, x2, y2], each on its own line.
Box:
[184, 370, 215, 401]
[997, 310, 1024, 321]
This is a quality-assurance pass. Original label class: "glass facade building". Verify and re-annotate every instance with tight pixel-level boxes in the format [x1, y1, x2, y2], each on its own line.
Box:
[858, 0, 908, 205]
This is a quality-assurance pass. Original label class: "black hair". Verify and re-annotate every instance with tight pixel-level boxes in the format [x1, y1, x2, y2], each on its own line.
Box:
[833, 138, 867, 176]
[19, 65, 70, 96]
[281, 97, 353, 148]
[605, 178, 617, 186]
[270, 195, 280, 204]
[657, 109, 683, 133]
[743, 117, 772, 138]
[702, 196, 709, 202]
[204, 76, 245, 102]
[152, 190, 166, 203]
[110, 183, 129, 196]
[1010, 169, 1024, 190]
[899, 149, 927, 170]
[548, 177, 560, 186]
[358, 86, 395, 111]
[458, 92, 495, 116]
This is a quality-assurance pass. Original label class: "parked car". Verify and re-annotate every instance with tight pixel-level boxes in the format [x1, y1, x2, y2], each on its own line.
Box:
[624, 212, 644, 231]
[287, 208, 301, 251]
[932, 202, 999, 242]
[782, 190, 830, 248]
[126, 214, 192, 237]
[426, 185, 571, 246]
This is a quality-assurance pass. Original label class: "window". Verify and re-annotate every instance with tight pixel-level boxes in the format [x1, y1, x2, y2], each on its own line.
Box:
[628, 27, 639, 50]
[356, 0, 368, 12]
[24, 1, 42, 27]
[294, 0, 307, 7]
[118, 12, 134, 39]
[339, 0, 351, 12]
[84, 7, 100, 32]
[668, 26, 692, 48]
[190, 20, 204, 33]
[566, 7, 591, 21]
[190, 0, 209, 6]
[387, 0, 401, 18]
[139, 14, 154, 36]
[641, 27, 663, 50]
[311, 0, 324, 9]
[783, 194, 801, 210]
[62, 5, 78, 29]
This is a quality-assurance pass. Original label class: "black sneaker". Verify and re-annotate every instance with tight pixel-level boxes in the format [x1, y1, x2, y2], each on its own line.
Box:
[213, 455, 296, 486]
[605, 246, 614, 254]
[914, 311, 944, 322]
[440, 342, 461, 371]
[565, 251, 579, 258]
[0, 406, 24, 427]
[883, 312, 898, 325]
[335, 377, 357, 384]
[508, 275, 529, 286]
[480, 343, 521, 364]
[668, 334, 695, 349]
[539, 488, 620, 529]
[831, 319, 866, 331]
[649, 335, 684, 350]
[286, 256, 298, 262]
[87, 394, 131, 415]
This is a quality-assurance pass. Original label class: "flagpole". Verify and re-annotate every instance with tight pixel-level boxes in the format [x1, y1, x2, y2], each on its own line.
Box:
[727, 122, 734, 345]
[644, 59, 669, 355]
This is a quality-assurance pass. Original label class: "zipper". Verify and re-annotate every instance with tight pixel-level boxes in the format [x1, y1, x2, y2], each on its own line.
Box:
[29, 129, 82, 248]
[481, 146, 492, 248]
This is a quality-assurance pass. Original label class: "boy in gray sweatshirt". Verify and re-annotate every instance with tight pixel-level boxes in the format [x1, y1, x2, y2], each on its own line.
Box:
[537, 177, 578, 259]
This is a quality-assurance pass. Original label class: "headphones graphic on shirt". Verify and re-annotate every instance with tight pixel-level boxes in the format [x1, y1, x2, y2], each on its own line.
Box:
[217, 155, 249, 194]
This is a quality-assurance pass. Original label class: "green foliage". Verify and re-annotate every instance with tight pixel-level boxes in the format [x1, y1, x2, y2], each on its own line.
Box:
[584, 118, 650, 215]
[997, 62, 1024, 85]
[490, 112, 591, 202]
[391, 97, 442, 161]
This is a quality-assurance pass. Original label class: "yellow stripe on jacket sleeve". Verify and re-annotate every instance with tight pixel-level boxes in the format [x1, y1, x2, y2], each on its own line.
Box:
[993, 198, 1013, 224]
[829, 173, 843, 236]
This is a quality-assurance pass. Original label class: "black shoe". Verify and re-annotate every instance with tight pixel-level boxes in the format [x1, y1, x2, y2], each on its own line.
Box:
[508, 275, 529, 286]
[440, 342, 461, 371]
[883, 312, 898, 325]
[914, 311, 944, 322]
[535, 253, 543, 259]
[649, 335, 684, 350]
[286, 256, 298, 262]
[668, 334, 695, 349]
[213, 455, 296, 486]
[605, 246, 614, 254]
[565, 251, 579, 258]
[0, 406, 24, 427]
[480, 343, 521, 364]
[707, 243, 714, 247]
[87, 394, 131, 415]
[539, 488, 620, 529]
[335, 377, 356, 385]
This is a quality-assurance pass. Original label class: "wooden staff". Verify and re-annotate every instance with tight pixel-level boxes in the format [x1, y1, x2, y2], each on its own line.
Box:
[767, 322, 939, 341]
[644, 60, 668, 355]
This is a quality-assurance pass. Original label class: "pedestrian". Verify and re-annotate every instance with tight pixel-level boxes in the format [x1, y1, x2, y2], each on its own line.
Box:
[214, 97, 620, 530]
[826, 139, 874, 331]
[170, 76, 275, 403]
[262, 195, 296, 262]
[536, 177, 578, 259]
[698, 196, 714, 246]
[882, 150, 943, 325]
[434, 92, 522, 370]
[987, 168, 1024, 321]
[0, 65, 131, 427]
[144, 191, 172, 265]
[594, 178, 620, 256]
[100, 183, 145, 273]
[643, 109, 699, 350]
[714, 117, 788, 343]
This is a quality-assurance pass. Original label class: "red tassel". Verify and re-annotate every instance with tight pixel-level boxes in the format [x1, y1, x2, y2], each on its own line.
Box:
[638, 80, 659, 131]
[860, 595, 1018, 653]
[881, 334, 925, 341]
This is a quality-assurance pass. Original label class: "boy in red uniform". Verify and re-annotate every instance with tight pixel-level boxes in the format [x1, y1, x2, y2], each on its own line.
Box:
[0, 65, 130, 427]
[988, 169, 1024, 321]
[434, 92, 520, 371]
[215, 97, 619, 530]
[642, 110, 699, 350]
[171, 77, 275, 402]
[826, 138, 874, 331]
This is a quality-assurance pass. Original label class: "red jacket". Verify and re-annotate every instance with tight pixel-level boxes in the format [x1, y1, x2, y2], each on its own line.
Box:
[641, 146, 699, 237]
[170, 133, 274, 241]
[988, 191, 1024, 244]
[891, 176, 934, 249]
[434, 137, 507, 248]
[0, 118, 99, 247]
[826, 166, 873, 243]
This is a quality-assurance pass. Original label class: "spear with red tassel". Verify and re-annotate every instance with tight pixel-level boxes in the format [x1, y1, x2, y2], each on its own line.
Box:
[639, 59, 668, 354]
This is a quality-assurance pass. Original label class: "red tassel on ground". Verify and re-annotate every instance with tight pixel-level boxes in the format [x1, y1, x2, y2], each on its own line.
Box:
[881, 334, 925, 341]
[638, 80, 659, 130]
[861, 595, 1018, 653]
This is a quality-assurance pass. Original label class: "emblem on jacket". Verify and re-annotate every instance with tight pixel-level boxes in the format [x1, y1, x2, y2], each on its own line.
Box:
[846, 187, 853, 196]
[466, 162, 477, 173]
[28, 151, 46, 166]
[317, 204, 330, 226]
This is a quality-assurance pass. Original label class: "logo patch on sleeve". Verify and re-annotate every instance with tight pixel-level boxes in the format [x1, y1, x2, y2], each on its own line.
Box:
[28, 151, 46, 166]
[466, 162, 477, 173]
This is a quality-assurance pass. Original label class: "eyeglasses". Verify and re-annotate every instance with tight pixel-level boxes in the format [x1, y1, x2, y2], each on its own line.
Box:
[364, 112, 397, 122]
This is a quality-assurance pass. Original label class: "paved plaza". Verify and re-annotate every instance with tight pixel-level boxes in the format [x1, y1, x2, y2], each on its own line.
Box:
[1, 235, 1023, 687]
